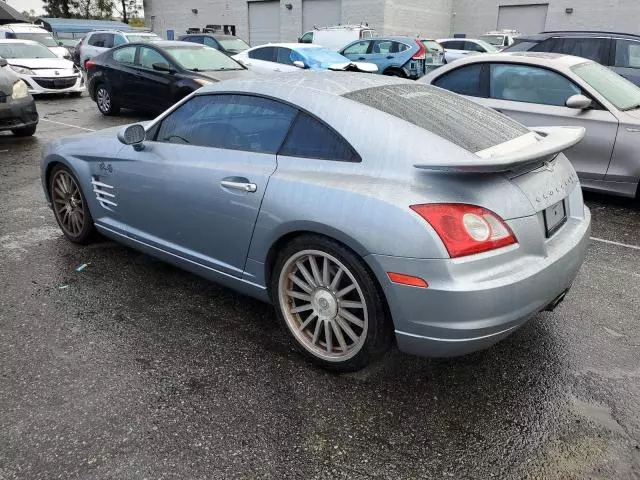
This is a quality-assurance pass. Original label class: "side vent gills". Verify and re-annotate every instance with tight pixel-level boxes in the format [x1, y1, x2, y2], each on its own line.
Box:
[91, 176, 117, 210]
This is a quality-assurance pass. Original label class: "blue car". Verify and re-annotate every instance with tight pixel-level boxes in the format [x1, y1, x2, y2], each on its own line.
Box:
[340, 36, 427, 79]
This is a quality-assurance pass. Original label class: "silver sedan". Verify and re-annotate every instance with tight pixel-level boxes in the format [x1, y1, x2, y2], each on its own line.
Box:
[41, 73, 590, 371]
[423, 52, 640, 198]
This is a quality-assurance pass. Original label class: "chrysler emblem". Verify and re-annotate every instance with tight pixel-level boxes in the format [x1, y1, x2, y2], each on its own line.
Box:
[54, 70, 60, 76]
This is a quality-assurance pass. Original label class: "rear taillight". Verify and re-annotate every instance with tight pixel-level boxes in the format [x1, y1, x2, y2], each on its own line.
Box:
[412, 40, 426, 60]
[85, 59, 95, 70]
[410, 204, 516, 258]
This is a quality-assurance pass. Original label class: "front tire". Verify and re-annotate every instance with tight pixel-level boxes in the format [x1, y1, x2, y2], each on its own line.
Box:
[95, 84, 120, 116]
[50, 165, 95, 244]
[272, 235, 392, 372]
[11, 124, 37, 137]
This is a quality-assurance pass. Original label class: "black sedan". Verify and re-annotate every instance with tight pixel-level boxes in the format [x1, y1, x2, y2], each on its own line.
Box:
[86, 40, 258, 116]
[178, 34, 250, 56]
[0, 58, 38, 137]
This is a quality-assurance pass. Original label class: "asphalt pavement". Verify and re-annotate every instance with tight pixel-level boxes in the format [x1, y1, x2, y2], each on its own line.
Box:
[1, 94, 639, 479]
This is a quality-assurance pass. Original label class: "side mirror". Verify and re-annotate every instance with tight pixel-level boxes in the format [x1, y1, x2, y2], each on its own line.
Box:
[293, 60, 307, 69]
[58, 41, 64, 46]
[0, 58, 7, 67]
[566, 94, 592, 110]
[117, 124, 146, 150]
[152, 62, 174, 73]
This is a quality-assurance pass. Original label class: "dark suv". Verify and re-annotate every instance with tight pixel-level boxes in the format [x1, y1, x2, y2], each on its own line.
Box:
[504, 31, 640, 86]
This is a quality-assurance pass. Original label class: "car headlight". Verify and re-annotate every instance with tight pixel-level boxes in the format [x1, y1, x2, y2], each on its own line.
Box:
[11, 80, 29, 99]
[9, 65, 35, 75]
[194, 78, 212, 87]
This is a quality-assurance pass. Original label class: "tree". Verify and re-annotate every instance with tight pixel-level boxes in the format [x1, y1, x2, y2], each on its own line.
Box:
[75, 0, 113, 19]
[42, 0, 79, 18]
[112, 0, 141, 24]
[21, 9, 37, 22]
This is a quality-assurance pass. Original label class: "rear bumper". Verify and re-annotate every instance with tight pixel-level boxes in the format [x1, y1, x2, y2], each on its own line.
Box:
[365, 206, 591, 357]
[0, 96, 39, 132]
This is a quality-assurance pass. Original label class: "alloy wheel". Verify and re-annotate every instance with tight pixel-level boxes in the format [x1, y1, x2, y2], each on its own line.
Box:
[96, 87, 111, 113]
[278, 250, 369, 362]
[52, 170, 86, 238]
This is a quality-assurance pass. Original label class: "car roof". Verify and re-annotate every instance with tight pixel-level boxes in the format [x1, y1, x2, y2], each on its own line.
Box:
[518, 31, 640, 41]
[145, 40, 203, 47]
[437, 51, 591, 69]
[366, 36, 418, 42]
[0, 23, 47, 31]
[0, 39, 41, 45]
[248, 42, 323, 49]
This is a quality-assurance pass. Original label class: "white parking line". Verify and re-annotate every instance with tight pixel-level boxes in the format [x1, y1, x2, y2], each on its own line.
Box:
[40, 118, 96, 132]
[591, 237, 640, 251]
[0, 150, 8, 153]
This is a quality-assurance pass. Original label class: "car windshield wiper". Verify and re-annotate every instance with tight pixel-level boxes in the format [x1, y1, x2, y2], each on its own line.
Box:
[214, 67, 243, 71]
[187, 68, 202, 72]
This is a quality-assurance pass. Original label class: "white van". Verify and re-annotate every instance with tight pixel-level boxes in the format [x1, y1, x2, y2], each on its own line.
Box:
[0, 24, 70, 59]
[298, 24, 377, 51]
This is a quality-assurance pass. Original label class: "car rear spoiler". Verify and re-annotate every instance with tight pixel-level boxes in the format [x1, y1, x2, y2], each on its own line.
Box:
[413, 126, 585, 173]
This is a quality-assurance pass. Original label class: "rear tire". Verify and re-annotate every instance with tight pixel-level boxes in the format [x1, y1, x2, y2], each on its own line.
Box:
[11, 125, 36, 137]
[49, 164, 95, 244]
[95, 84, 120, 116]
[271, 235, 392, 372]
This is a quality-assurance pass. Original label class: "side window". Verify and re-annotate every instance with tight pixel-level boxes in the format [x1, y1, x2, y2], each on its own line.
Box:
[464, 41, 485, 52]
[276, 47, 293, 65]
[373, 40, 393, 54]
[534, 37, 607, 63]
[156, 94, 297, 153]
[112, 46, 136, 64]
[113, 34, 126, 46]
[103, 33, 115, 49]
[443, 40, 464, 50]
[138, 47, 168, 69]
[299, 32, 313, 43]
[343, 41, 370, 55]
[248, 46, 275, 61]
[490, 64, 581, 106]
[88, 33, 105, 47]
[396, 42, 410, 52]
[280, 112, 359, 162]
[614, 39, 640, 68]
[433, 64, 484, 97]
[203, 37, 219, 48]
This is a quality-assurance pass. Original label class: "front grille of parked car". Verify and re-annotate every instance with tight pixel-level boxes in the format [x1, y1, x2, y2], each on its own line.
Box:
[0, 118, 18, 127]
[33, 77, 78, 90]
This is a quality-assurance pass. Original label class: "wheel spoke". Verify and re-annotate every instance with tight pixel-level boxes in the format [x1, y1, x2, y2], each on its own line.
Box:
[298, 313, 317, 332]
[289, 273, 312, 294]
[290, 303, 313, 314]
[61, 174, 71, 193]
[71, 213, 80, 233]
[296, 261, 316, 289]
[331, 320, 348, 352]
[336, 284, 356, 298]
[329, 267, 343, 291]
[324, 320, 332, 353]
[322, 257, 330, 286]
[56, 176, 66, 194]
[340, 300, 364, 309]
[335, 315, 359, 343]
[54, 198, 66, 205]
[286, 290, 311, 302]
[311, 320, 322, 345]
[61, 209, 69, 226]
[308, 255, 322, 286]
[339, 308, 365, 329]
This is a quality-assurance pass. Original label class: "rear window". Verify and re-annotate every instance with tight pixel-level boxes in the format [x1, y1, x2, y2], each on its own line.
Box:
[342, 84, 529, 153]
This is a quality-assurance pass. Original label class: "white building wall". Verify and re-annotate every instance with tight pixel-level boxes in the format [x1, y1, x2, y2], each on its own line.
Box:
[383, 0, 453, 38]
[452, 0, 640, 37]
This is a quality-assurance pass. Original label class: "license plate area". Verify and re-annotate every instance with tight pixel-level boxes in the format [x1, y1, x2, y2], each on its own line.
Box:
[543, 200, 567, 237]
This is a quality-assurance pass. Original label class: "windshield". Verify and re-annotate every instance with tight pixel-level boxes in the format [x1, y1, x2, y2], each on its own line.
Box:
[476, 39, 499, 52]
[165, 45, 243, 71]
[572, 61, 640, 110]
[479, 35, 505, 46]
[0, 42, 57, 59]
[13, 32, 58, 47]
[300, 48, 351, 69]
[125, 33, 162, 43]
[218, 37, 249, 52]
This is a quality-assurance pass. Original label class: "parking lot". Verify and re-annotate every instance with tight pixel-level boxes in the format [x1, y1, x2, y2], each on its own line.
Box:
[1, 93, 639, 479]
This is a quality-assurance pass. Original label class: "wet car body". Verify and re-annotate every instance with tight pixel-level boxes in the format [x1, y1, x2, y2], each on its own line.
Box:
[0, 58, 38, 136]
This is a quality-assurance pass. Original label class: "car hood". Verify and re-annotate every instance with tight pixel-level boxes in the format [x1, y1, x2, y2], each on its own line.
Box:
[7, 57, 76, 70]
[198, 68, 261, 82]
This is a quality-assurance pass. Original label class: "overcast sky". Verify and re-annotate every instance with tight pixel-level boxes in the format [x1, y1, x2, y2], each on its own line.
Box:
[7, 0, 45, 15]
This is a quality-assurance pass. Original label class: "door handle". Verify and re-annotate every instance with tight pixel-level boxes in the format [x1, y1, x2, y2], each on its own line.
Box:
[358, 57, 366, 60]
[386, 55, 394, 59]
[221, 179, 257, 192]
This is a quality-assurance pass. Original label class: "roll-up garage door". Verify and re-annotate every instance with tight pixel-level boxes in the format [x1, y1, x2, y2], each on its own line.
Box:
[302, 0, 342, 32]
[249, 1, 281, 46]
[497, 4, 548, 35]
